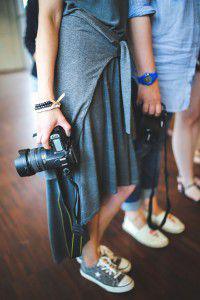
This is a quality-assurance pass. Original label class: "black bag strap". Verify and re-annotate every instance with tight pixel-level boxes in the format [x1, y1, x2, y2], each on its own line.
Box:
[147, 116, 171, 230]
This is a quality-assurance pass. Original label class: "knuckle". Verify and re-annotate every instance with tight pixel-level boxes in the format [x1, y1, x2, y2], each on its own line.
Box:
[62, 121, 71, 130]
[65, 122, 71, 129]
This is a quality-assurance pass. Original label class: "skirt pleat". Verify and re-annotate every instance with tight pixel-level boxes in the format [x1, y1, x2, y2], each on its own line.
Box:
[74, 58, 138, 224]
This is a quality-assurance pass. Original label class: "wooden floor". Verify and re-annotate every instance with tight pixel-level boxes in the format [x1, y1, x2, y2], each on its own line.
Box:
[0, 72, 199, 300]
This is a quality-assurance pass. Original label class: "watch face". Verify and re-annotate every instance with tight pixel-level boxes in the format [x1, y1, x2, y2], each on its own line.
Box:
[144, 74, 152, 84]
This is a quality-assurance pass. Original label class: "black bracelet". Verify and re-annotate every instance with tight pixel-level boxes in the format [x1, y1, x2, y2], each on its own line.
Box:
[35, 101, 53, 110]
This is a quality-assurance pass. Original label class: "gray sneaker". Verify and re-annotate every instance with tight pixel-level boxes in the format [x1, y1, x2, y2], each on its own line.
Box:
[77, 245, 132, 273]
[80, 257, 134, 293]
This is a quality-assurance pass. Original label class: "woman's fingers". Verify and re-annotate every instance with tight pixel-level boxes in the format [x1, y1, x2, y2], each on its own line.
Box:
[155, 103, 162, 116]
[138, 82, 162, 116]
[58, 118, 71, 137]
[143, 103, 149, 114]
[41, 124, 55, 149]
[148, 104, 156, 115]
[41, 130, 52, 149]
[35, 109, 71, 149]
[36, 131, 42, 146]
[142, 102, 162, 116]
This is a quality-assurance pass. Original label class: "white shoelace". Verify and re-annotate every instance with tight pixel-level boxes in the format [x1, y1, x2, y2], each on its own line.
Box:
[100, 246, 118, 263]
[97, 257, 122, 279]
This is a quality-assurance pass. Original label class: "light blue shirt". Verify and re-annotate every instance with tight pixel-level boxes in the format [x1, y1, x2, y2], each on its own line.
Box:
[129, 0, 156, 17]
[129, 0, 200, 112]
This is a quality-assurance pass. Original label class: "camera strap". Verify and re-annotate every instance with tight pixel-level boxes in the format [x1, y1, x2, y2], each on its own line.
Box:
[67, 176, 81, 225]
[147, 116, 171, 230]
[56, 169, 89, 258]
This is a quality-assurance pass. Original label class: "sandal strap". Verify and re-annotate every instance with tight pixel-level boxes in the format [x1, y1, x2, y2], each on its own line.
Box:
[177, 177, 199, 191]
[184, 183, 196, 191]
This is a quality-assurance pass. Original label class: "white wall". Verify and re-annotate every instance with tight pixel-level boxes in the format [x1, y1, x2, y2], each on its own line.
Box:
[0, 0, 27, 72]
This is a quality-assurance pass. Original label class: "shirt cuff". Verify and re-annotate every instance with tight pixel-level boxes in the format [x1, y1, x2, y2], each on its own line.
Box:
[128, 6, 156, 19]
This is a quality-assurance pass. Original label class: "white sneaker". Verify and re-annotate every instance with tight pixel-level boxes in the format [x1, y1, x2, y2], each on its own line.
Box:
[77, 245, 132, 273]
[100, 245, 132, 273]
[122, 218, 169, 248]
[149, 212, 185, 234]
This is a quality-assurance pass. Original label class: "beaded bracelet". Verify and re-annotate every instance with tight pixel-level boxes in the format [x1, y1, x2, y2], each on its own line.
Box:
[35, 101, 53, 110]
[34, 93, 65, 113]
[35, 104, 61, 113]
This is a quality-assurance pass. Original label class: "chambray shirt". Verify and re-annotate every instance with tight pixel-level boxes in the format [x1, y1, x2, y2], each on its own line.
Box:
[129, 0, 200, 112]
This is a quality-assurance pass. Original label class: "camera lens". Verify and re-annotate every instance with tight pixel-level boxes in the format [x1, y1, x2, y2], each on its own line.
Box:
[15, 147, 55, 177]
[28, 148, 47, 173]
[15, 149, 36, 177]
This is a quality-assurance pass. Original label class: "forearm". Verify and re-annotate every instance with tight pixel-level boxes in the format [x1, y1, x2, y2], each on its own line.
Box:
[128, 16, 156, 76]
[36, 5, 62, 102]
[128, 15, 161, 115]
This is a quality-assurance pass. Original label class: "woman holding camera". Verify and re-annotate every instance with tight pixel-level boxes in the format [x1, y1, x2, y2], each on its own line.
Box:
[35, 0, 160, 293]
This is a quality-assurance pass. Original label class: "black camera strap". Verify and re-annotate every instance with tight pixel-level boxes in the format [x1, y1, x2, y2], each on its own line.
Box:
[67, 175, 81, 225]
[55, 169, 88, 258]
[147, 117, 171, 230]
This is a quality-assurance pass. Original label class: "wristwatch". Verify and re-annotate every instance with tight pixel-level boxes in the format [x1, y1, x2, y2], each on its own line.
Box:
[137, 72, 158, 86]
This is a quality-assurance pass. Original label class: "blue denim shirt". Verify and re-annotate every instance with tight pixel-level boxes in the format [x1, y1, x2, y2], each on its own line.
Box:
[129, 0, 156, 17]
[129, 0, 200, 112]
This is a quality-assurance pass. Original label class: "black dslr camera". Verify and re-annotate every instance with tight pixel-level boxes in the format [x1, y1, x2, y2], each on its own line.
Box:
[137, 104, 168, 145]
[15, 127, 88, 259]
[15, 126, 78, 177]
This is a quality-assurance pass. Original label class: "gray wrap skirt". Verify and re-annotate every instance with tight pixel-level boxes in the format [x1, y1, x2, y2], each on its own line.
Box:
[47, 10, 138, 226]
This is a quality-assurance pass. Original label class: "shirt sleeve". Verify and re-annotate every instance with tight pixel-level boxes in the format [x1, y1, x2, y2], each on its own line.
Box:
[128, 0, 156, 19]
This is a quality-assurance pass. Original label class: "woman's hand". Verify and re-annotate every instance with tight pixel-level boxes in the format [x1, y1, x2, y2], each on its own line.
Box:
[36, 108, 71, 149]
[137, 80, 162, 116]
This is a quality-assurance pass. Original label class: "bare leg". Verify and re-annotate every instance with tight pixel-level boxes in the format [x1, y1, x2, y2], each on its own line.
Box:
[125, 195, 162, 228]
[98, 185, 135, 242]
[82, 213, 100, 267]
[143, 196, 162, 215]
[125, 207, 147, 228]
[82, 184, 135, 266]
[172, 72, 200, 187]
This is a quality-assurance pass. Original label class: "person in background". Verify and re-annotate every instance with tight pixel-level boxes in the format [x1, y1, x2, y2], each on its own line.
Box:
[24, 0, 38, 92]
[173, 53, 200, 201]
[122, 0, 200, 248]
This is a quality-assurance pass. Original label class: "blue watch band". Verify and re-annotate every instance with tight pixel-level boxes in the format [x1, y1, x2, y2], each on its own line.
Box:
[137, 72, 158, 86]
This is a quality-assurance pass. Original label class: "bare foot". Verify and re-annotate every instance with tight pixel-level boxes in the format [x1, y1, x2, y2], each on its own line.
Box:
[82, 241, 100, 268]
[125, 208, 147, 229]
[143, 196, 163, 216]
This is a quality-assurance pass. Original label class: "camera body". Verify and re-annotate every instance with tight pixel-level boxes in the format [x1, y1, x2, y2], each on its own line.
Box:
[138, 104, 168, 145]
[15, 126, 78, 177]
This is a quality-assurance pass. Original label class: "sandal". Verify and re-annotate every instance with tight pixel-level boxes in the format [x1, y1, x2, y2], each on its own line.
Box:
[177, 181, 200, 202]
[177, 176, 200, 189]
[194, 177, 200, 188]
